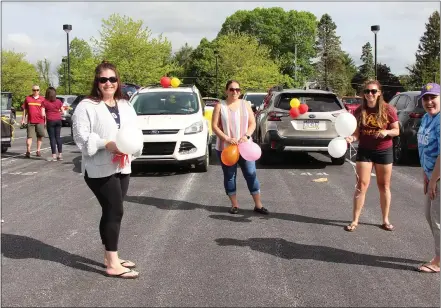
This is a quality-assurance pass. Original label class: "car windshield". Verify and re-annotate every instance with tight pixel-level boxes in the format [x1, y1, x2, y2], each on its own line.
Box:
[132, 91, 199, 115]
[342, 97, 363, 105]
[276, 93, 342, 112]
[245, 94, 266, 106]
[203, 99, 219, 107]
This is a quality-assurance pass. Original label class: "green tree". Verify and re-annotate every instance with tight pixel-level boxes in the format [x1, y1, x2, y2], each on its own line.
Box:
[407, 11, 440, 87]
[218, 7, 317, 87]
[36, 58, 52, 89]
[57, 38, 98, 95]
[187, 34, 290, 97]
[93, 13, 175, 86]
[170, 43, 194, 78]
[341, 52, 357, 95]
[351, 42, 375, 93]
[1, 50, 39, 108]
[377, 63, 405, 101]
[315, 14, 348, 96]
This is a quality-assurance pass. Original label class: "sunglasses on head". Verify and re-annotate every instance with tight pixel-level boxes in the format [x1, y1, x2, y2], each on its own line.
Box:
[228, 88, 241, 92]
[363, 89, 378, 95]
[32, 89, 40, 91]
[98, 77, 118, 84]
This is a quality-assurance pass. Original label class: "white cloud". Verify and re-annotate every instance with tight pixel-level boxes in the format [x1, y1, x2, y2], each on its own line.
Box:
[6, 33, 32, 46]
[1, 1, 439, 84]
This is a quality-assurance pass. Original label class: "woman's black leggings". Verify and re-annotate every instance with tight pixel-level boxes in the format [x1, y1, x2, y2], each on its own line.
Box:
[84, 171, 130, 251]
[46, 120, 62, 154]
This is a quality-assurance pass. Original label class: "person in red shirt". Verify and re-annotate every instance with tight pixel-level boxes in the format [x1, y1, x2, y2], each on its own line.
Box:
[22, 85, 46, 158]
[345, 80, 400, 232]
[43, 87, 63, 161]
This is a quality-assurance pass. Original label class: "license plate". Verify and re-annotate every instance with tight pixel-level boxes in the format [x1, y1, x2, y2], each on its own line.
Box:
[1, 137, 11, 142]
[303, 120, 319, 130]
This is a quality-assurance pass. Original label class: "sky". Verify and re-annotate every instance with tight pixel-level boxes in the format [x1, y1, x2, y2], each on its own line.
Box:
[2, 1, 440, 85]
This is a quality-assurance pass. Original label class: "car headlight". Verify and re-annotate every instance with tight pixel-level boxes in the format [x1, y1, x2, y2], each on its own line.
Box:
[184, 121, 203, 135]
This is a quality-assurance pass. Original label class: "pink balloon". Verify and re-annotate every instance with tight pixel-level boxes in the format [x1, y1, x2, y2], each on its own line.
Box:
[238, 141, 262, 161]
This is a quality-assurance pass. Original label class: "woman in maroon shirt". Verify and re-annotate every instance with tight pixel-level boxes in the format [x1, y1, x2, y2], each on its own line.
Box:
[345, 80, 400, 232]
[44, 87, 63, 161]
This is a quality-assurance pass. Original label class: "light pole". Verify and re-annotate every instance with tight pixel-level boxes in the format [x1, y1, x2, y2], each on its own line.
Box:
[63, 24, 72, 94]
[323, 52, 328, 89]
[371, 25, 380, 80]
[214, 50, 219, 98]
[61, 57, 67, 94]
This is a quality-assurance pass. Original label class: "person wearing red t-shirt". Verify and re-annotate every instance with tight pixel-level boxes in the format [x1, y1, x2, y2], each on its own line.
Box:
[22, 85, 46, 158]
[345, 80, 400, 232]
[43, 87, 63, 161]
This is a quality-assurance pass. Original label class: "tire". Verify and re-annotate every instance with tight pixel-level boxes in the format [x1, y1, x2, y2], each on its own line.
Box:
[1, 145, 8, 153]
[259, 149, 273, 165]
[393, 136, 408, 164]
[195, 144, 209, 172]
[331, 156, 345, 165]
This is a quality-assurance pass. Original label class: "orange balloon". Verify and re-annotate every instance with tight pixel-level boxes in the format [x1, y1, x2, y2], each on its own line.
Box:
[221, 144, 240, 166]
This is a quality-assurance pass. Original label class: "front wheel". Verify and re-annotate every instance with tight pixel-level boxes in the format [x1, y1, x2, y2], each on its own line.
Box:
[331, 156, 345, 165]
[195, 144, 209, 172]
[1, 145, 8, 153]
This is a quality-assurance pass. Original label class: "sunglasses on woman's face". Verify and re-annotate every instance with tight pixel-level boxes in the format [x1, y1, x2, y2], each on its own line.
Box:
[98, 76, 118, 84]
[363, 89, 378, 95]
[228, 88, 241, 92]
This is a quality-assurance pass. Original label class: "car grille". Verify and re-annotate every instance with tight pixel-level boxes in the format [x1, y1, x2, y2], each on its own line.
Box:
[142, 129, 179, 135]
[179, 141, 196, 152]
[142, 142, 176, 155]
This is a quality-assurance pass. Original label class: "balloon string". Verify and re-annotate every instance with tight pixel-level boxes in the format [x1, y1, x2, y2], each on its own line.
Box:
[349, 143, 361, 198]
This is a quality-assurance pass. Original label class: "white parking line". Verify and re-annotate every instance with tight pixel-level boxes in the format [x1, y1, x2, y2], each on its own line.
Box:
[345, 158, 376, 177]
[1, 135, 71, 161]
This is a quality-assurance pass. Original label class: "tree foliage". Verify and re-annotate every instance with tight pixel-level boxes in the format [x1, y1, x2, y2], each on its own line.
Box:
[36, 58, 52, 90]
[218, 7, 317, 87]
[407, 11, 440, 88]
[1, 50, 39, 108]
[92, 14, 175, 86]
[56, 38, 98, 95]
[186, 33, 289, 97]
[315, 14, 349, 96]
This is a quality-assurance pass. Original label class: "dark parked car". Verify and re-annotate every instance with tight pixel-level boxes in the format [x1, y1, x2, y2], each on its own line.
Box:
[122, 83, 141, 99]
[388, 91, 425, 164]
[69, 95, 86, 138]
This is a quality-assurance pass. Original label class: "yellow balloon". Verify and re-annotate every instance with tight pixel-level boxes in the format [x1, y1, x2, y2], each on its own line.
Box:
[290, 98, 300, 108]
[171, 77, 181, 88]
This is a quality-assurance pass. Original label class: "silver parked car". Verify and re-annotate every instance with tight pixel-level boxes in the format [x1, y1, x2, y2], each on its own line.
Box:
[254, 89, 348, 165]
[57, 95, 77, 126]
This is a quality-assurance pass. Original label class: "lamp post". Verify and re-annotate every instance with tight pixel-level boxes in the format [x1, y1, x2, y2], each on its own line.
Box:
[323, 52, 328, 89]
[61, 57, 67, 94]
[371, 25, 380, 80]
[63, 24, 72, 94]
[214, 50, 219, 98]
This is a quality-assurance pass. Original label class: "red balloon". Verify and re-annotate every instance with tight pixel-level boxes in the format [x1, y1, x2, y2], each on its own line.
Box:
[298, 104, 309, 114]
[290, 107, 300, 118]
[160, 77, 171, 88]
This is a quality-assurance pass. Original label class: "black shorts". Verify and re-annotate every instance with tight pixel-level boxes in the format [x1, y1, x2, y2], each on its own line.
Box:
[356, 147, 393, 165]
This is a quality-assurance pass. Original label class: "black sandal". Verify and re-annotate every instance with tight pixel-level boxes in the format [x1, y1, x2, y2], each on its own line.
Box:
[229, 206, 239, 214]
[254, 206, 269, 215]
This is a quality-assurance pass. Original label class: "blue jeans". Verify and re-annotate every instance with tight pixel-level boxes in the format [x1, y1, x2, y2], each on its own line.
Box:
[216, 150, 260, 196]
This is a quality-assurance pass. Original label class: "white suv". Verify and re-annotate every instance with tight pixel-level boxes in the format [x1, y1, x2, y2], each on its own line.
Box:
[130, 85, 211, 172]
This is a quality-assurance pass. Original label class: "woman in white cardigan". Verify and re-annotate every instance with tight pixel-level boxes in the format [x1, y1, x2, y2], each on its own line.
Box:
[72, 61, 143, 279]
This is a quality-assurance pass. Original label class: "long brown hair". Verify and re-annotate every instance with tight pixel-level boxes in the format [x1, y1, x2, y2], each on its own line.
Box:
[357, 80, 389, 128]
[89, 60, 123, 101]
[45, 87, 57, 102]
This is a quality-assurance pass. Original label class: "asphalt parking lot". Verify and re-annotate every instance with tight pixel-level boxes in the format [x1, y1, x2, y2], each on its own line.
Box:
[1, 125, 439, 307]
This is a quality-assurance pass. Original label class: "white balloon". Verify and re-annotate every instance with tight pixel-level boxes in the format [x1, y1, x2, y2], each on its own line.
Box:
[115, 126, 144, 155]
[328, 137, 347, 158]
[335, 112, 357, 137]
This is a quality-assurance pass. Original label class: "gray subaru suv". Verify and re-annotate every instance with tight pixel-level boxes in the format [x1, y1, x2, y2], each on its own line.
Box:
[254, 89, 348, 165]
